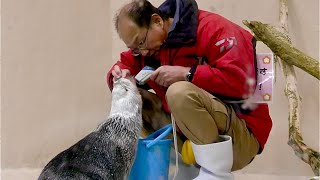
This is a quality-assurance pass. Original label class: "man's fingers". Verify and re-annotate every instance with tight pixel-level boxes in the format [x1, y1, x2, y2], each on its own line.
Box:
[115, 66, 122, 76]
[122, 69, 131, 78]
[150, 68, 160, 81]
[128, 76, 137, 85]
[114, 65, 121, 74]
[112, 65, 122, 82]
[112, 70, 119, 77]
[112, 65, 134, 82]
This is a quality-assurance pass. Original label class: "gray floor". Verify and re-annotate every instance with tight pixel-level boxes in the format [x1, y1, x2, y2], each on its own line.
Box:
[168, 148, 199, 180]
[0, 148, 313, 180]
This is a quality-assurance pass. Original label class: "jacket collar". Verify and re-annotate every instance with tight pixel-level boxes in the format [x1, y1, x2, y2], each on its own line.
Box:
[158, 0, 198, 47]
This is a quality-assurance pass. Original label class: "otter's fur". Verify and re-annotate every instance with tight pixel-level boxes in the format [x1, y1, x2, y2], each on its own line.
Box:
[38, 78, 142, 180]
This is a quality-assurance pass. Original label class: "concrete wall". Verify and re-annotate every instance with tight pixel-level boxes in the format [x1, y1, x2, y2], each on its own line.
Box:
[1, 0, 319, 178]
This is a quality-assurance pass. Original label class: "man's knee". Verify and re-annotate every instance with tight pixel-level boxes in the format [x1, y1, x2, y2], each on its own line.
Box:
[166, 81, 196, 110]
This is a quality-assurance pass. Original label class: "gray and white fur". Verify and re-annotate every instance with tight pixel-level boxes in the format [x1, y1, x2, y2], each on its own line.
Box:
[38, 78, 142, 180]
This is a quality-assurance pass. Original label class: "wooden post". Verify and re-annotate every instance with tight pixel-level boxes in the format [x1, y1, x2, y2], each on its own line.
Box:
[243, 0, 319, 175]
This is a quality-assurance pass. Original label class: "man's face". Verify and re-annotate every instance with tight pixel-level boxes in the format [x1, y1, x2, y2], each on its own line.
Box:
[117, 15, 166, 57]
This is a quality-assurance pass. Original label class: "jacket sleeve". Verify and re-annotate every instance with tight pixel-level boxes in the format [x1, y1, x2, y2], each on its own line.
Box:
[192, 23, 256, 99]
[106, 50, 141, 90]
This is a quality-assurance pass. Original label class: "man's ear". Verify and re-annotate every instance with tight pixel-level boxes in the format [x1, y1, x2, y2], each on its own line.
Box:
[151, 13, 164, 28]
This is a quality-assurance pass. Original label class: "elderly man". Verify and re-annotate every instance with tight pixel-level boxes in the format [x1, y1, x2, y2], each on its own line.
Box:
[106, 0, 272, 179]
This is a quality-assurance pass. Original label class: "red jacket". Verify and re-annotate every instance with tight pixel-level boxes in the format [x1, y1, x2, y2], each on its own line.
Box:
[107, 10, 272, 152]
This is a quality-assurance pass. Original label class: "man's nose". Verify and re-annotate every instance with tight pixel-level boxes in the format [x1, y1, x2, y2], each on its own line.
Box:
[140, 49, 149, 56]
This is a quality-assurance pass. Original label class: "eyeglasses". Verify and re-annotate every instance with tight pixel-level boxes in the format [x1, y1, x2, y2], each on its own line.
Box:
[131, 27, 149, 56]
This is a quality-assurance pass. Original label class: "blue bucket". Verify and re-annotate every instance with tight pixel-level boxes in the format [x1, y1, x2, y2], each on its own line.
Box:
[128, 124, 173, 180]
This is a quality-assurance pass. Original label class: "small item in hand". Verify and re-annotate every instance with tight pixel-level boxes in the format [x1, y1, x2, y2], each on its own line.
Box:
[135, 66, 155, 85]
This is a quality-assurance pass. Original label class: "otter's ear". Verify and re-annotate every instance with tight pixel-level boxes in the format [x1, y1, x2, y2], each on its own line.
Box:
[151, 13, 163, 28]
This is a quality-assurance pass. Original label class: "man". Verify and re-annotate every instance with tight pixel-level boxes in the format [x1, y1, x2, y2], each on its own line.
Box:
[107, 0, 272, 179]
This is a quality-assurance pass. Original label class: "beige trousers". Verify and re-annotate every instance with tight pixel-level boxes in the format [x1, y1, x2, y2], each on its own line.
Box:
[139, 81, 260, 171]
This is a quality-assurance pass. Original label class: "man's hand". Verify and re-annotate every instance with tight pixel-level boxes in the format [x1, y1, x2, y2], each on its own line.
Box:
[150, 65, 190, 87]
[111, 65, 135, 84]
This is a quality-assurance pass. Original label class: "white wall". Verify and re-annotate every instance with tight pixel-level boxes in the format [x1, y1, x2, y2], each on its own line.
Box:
[1, 0, 319, 178]
[1, 0, 111, 168]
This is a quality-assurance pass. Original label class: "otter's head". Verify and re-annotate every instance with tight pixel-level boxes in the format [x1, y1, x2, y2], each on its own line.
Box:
[110, 78, 142, 115]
